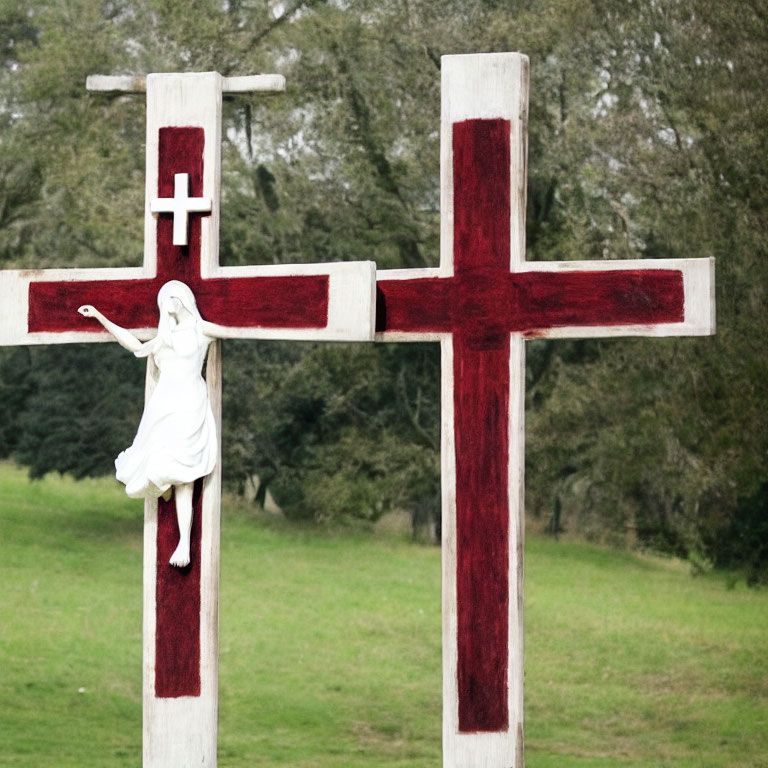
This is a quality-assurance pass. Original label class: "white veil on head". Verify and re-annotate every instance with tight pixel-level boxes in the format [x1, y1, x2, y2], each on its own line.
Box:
[135, 280, 204, 358]
[156, 280, 201, 318]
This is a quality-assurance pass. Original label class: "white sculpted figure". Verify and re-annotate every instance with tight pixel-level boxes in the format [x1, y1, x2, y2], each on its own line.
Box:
[78, 280, 231, 568]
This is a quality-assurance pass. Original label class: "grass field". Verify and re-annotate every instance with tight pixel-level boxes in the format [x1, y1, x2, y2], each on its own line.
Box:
[1, 460, 766, 767]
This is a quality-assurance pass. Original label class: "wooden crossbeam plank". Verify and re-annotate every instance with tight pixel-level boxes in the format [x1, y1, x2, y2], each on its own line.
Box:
[86, 73, 286, 93]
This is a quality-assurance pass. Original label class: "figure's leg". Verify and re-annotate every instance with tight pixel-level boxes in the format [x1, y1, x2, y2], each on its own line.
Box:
[169, 482, 194, 567]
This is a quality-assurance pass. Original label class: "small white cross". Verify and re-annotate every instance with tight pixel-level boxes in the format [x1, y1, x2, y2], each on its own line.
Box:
[150, 173, 211, 246]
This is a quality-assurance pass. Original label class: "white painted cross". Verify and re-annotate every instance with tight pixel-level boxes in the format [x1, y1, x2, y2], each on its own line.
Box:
[0, 71, 376, 767]
[375, 52, 715, 767]
[150, 172, 212, 246]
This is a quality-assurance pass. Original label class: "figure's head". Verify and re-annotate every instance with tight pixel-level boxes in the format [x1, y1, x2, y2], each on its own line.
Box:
[134, 281, 203, 359]
[157, 281, 200, 321]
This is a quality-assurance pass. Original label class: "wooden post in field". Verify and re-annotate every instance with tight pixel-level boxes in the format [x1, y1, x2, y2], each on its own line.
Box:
[375, 52, 715, 767]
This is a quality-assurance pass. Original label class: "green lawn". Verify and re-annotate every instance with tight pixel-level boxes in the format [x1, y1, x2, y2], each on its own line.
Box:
[1, 460, 766, 767]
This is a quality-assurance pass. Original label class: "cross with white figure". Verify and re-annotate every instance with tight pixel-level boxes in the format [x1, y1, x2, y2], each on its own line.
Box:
[150, 172, 212, 246]
[0, 71, 375, 767]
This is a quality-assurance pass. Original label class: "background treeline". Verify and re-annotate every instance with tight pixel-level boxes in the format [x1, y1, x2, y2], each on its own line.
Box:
[0, 0, 766, 580]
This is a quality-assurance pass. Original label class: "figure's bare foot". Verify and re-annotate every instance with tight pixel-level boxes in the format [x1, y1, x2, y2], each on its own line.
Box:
[169, 541, 190, 568]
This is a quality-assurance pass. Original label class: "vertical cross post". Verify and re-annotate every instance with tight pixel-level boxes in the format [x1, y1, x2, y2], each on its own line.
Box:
[140, 72, 223, 766]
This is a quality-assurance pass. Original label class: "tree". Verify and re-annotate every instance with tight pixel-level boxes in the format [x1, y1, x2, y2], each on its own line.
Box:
[0, 0, 765, 573]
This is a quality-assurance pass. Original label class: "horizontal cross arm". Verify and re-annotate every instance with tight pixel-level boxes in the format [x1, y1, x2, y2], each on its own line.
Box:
[86, 74, 147, 93]
[373, 258, 715, 342]
[0, 267, 150, 346]
[524, 257, 715, 338]
[2, 261, 377, 347]
[209, 261, 377, 341]
[86, 73, 286, 94]
[222, 75, 286, 93]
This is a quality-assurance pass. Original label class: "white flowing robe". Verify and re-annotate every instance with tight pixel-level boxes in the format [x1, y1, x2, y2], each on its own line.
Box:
[115, 324, 217, 498]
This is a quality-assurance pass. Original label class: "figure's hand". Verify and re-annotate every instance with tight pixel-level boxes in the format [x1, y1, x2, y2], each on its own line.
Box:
[78, 305, 97, 318]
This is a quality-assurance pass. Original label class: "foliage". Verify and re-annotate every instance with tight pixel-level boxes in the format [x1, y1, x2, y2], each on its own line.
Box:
[524, 0, 768, 574]
[0, 344, 143, 477]
[223, 339, 439, 522]
[0, 1, 765, 569]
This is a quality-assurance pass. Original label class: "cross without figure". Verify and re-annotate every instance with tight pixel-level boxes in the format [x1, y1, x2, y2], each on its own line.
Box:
[0, 72, 376, 766]
[375, 53, 715, 767]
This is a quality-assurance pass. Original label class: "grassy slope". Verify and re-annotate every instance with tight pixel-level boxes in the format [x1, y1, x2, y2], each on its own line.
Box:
[0, 461, 766, 767]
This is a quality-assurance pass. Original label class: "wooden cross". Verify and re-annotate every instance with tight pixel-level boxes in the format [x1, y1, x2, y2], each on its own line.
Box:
[0, 71, 376, 766]
[375, 53, 715, 767]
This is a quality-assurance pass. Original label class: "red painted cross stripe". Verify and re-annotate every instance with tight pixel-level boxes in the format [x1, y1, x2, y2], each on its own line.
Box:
[452, 118, 511, 732]
[376, 269, 683, 337]
[454, 337, 510, 731]
[155, 481, 204, 697]
[375, 118, 687, 733]
[28, 274, 329, 333]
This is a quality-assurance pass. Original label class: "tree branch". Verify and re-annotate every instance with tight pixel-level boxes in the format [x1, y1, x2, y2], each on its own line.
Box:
[242, 0, 322, 51]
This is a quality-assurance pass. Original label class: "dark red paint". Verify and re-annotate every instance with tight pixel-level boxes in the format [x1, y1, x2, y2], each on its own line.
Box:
[377, 269, 683, 338]
[454, 120, 511, 276]
[452, 118, 511, 732]
[155, 480, 203, 698]
[28, 274, 329, 333]
[454, 336, 510, 731]
[376, 118, 687, 733]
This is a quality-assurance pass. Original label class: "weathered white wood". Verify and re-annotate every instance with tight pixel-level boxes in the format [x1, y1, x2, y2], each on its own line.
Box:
[222, 74, 286, 93]
[0, 262, 376, 347]
[86, 74, 147, 92]
[441, 51, 528, 768]
[0, 267, 148, 346]
[438, 335, 458, 761]
[214, 261, 377, 341]
[140, 70, 220, 768]
[373, 258, 715, 343]
[440, 53, 529, 274]
[144, 73, 222, 277]
[86, 73, 286, 94]
[507, 333, 526, 768]
[438, 334, 526, 768]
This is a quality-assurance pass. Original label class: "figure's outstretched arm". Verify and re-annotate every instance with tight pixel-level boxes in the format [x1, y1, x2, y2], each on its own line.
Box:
[200, 320, 244, 340]
[77, 305, 148, 353]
